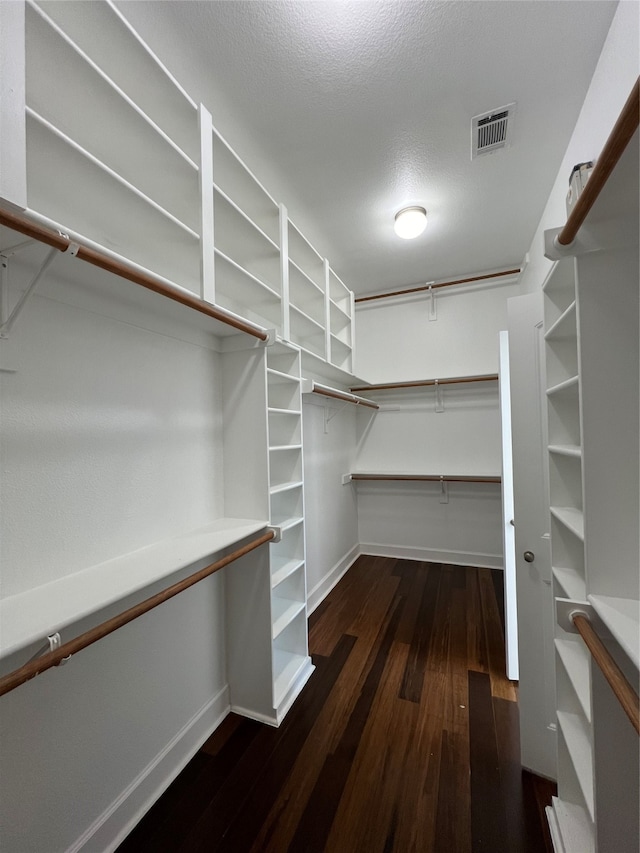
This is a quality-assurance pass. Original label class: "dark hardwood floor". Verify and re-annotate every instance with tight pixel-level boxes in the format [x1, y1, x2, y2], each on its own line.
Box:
[118, 556, 556, 852]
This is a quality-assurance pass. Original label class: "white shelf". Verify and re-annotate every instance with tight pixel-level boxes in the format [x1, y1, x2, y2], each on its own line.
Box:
[589, 594, 640, 670]
[549, 444, 582, 458]
[214, 249, 281, 308]
[269, 480, 303, 495]
[271, 558, 305, 589]
[269, 445, 303, 453]
[550, 506, 585, 541]
[547, 375, 580, 397]
[277, 516, 304, 533]
[273, 649, 311, 705]
[212, 131, 279, 245]
[545, 301, 577, 341]
[267, 368, 300, 385]
[213, 183, 279, 252]
[268, 407, 302, 416]
[557, 710, 594, 820]
[556, 638, 592, 722]
[553, 566, 587, 602]
[546, 798, 594, 853]
[271, 597, 306, 639]
[0, 518, 269, 660]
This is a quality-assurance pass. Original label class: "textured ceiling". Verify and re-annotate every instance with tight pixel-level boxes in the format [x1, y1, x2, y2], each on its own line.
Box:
[120, 1, 617, 295]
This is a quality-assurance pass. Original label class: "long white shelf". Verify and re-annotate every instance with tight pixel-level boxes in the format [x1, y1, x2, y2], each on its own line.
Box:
[588, 594, 640, 670]
[0, 517, 269, 660]
[556, 638, 592, 722]
[349, 471, 501, 483]
[550, 506, 585, 541]
[557, 710, 594, 821]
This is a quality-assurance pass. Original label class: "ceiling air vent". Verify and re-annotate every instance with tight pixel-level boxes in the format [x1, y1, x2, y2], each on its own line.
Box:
[471, 103, 515, 159]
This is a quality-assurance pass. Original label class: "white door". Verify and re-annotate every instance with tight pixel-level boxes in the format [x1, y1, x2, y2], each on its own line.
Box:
[507, 291, 557, 780]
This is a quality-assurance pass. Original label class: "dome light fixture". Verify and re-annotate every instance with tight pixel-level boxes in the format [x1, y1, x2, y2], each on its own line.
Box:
[394, 206, 427, 239]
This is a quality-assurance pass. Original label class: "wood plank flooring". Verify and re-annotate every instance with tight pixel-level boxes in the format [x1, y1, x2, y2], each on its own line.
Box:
[118, 556, 556, 852]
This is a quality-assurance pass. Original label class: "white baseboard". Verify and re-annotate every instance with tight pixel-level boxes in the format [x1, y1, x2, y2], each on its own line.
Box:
[71, 685, 231, 853]
[307, 544, 361, 614]
[359, 543, 503, 570]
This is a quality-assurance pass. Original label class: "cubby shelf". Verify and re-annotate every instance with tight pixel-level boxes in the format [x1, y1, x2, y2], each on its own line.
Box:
[547, 375, 580, 397]
[557, 711, 594, 821]
[272, 598, 306, 640]
[269, 480, 304, 495]
[555, 638, 592, 722]
[271, 558, 305, 589]
[550, 507, 585, 541]
[549, 444, 582, 459]
[545, 301, 577, 341]
[553, 566, 587, 602]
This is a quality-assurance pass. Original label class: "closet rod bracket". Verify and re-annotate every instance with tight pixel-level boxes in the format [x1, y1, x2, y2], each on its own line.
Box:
[324, 401, 350, 433]
[427, 282, 437, 321]
[266, 525, 282, 543]
[439, 476, 449, 504]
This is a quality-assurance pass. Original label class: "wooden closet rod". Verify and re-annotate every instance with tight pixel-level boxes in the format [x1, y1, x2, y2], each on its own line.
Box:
[351, 474, 501, 483]
[307, 381, 379, 409]
[572, 613, 639, 735]
[354, 268, 520, 304]
[350, 374, 498, 393]
[0, 207, 269, 341]
[557, 77, 640, 246]
[0, 529, 275, 699]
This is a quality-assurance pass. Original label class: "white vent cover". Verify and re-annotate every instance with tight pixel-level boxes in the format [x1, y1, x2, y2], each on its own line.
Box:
[471, 103, 516, 159]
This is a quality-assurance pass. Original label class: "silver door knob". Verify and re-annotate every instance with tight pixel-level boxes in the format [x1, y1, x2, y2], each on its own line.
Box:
[523, 551, 535, 563]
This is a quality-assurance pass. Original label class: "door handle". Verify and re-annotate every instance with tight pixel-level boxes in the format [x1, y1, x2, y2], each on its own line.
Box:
[523, 551, 535, 563]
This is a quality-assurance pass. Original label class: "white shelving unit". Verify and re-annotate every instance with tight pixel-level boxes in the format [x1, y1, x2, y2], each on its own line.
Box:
[1, 3, 359, 388]
[284, 216, 327, 360]
[266, 342, 314, 722]
[210, 129, 283, 330]
[327, 264, 355, 374]
[18, 0, 202, 294]
[543, 123, 639, 852]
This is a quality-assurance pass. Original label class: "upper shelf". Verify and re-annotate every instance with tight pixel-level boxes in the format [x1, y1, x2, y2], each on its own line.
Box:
[0, 211, 270, 343]
[351, 373, 498, 391]
[0, 518, 270, 663]
[301, 379, 378, 410]
[350, 374, 499, 393]
[545, 78, 639, 259]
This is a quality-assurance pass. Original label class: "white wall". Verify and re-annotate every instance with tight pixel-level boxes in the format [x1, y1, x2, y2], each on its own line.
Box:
[302, 396, 360, 612]
[520, 1, 640, 294]
[0, 263, 235, 851]
[355, 277, 522, 381]
[353, 278, 521, 568]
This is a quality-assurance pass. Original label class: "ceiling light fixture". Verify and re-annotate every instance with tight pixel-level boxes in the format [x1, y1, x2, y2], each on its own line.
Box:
[394, 206, 427, 239]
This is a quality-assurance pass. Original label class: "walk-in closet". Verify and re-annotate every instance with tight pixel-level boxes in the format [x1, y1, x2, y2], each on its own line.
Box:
[0, 2, 637, 851]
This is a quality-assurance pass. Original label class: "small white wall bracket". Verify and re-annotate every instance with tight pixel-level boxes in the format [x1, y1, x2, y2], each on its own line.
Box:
[427, 282, 437, 321]
[434, 379, 445, 413]
[324, 401, 349, 434]
[267, 525, 282, 543]
[27, 632, 64, 664]
[341, 473, 352, 486]
[0, 246, 59, 338]
[439, 476, 449, 504]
